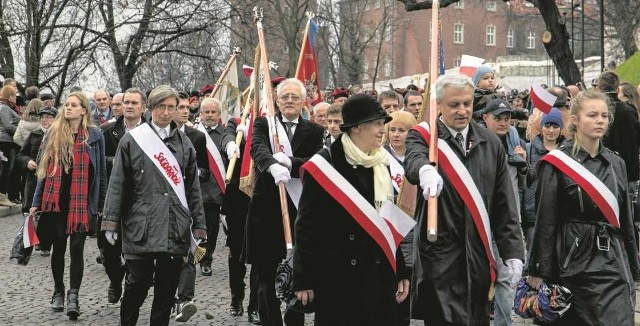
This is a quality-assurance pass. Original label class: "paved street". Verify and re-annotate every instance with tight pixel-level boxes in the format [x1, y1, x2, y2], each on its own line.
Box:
[0, 211, 636, 325]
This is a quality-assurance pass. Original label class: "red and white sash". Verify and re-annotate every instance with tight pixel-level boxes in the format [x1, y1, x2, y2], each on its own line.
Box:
[412, 122, 497, 282]
[195, 123, 226, 194]
[385, 150, 404, 192]
[302, 154, 416, 273]
[541, 150, 620, 227]
[129, 124, 200, 253]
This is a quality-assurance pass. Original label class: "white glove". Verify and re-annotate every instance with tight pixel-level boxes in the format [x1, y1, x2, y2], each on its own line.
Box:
[105, 231, 118, 246]
[269, 163, 291, 185]
[273, 152, 292, 169]
[236, 123, 248, 140]
[225, 141, 241, 160]
[419, 165, 443, 199]
[505, 258, 524, 288]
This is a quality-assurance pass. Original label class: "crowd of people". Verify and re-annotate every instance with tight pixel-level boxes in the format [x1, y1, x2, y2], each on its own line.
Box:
[1, 67, 640, 326]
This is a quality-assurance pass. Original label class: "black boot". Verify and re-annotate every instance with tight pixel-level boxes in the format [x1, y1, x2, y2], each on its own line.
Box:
[51, 288, 65, 312]
[66, 289, 80, 320]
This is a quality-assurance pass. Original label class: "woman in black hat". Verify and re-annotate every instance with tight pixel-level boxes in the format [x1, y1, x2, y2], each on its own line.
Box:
[292, 93, 410, 325]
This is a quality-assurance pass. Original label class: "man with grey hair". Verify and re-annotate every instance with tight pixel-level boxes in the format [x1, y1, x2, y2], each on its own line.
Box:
[312, 102, 330, 132]
[102, 85, 207, 325]
[92, 89, 113, 125]
[246, 77, 323, 326]
[404, 73, 524, 325]
[107, 92, 125, 123]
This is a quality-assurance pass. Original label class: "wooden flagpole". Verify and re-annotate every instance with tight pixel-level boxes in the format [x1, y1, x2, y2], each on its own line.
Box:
[209, 47, 241, 99]
[224, 87, 253, 184]
[254, 7, 293, 252]
[426, 0, 441, 242]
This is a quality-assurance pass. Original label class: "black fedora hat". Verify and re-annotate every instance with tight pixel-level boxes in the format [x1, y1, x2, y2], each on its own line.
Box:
[340, 93, 392, 131]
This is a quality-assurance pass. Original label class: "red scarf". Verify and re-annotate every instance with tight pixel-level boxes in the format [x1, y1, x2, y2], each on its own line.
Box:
[41, 131, 90, 234]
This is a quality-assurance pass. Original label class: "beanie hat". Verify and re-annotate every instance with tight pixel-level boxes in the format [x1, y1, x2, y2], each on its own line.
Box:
[472, 65, 494, 87]
[540, 107, 564, 129]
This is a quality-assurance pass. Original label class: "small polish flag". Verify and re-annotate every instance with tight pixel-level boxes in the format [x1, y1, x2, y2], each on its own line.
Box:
[23, 214, 39, 248]
[530, 81, 558, 114]
[242, 65, 254, 77]
[459, 55, 485, 78]
[380, 201, 416, 247]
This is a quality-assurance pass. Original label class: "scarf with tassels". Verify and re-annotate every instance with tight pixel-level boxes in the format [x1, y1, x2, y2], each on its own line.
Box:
[41, 131, 90, 234]
[341, 133, 394, 210]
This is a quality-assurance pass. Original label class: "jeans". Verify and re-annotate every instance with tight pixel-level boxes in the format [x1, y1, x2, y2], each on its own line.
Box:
[492, 240, 515, 326]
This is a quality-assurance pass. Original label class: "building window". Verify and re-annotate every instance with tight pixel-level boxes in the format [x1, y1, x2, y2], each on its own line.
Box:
[362, 59, 369, 80]
[454, 23, 464, 44]
[374, 0, 381, 9]
[486, 25, 496, 46]
[454, 57, 461, 68]
[527, 31, 536, 49]
[486, 1, 496, 11]
[429, 24, 432, 42]
[384, 58, 392, 78]
[507, 29, 514, 48]
[454, 0, 464, 9]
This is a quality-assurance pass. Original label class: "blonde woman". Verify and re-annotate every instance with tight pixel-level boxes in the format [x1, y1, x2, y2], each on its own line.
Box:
[527, 91, 640, 325]
[30, 92, 107, 320]
[13, 98, 44, 147]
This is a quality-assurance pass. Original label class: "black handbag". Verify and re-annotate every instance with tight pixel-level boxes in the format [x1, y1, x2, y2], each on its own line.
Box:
[10, 215, 37, 266]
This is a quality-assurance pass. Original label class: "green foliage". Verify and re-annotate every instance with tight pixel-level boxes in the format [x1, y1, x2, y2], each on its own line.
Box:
[617, 52, 640, 85]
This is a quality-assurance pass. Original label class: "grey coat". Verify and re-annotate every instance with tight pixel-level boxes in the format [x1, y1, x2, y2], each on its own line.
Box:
[0, 102, 20, 143]
[404, 120, 525, 324]
[101, 122, 206, 256]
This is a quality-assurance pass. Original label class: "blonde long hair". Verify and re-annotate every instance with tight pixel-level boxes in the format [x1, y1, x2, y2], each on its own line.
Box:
[37, 92, 94, 179]
[567, 90, 610, 157]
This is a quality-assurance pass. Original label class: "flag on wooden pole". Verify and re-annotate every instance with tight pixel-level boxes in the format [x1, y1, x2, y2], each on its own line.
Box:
[215, 59, 242, 122]
[295, 15, 322, 106]
[530, 81, 558, 114]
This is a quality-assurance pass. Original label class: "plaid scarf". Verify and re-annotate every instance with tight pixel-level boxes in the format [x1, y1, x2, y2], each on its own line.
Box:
[41, 131, 90, 234]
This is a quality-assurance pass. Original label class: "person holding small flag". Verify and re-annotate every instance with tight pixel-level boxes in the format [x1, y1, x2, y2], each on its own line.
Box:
[293, 93, 414, 325]
[404, 73, 525, 326]
[101, 85, 207, 326]
[527, 91, 640, 325]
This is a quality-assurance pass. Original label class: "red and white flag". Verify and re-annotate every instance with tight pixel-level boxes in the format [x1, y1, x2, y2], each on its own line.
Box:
[459, 55, 485, 78]
[530, 81, 557, 114]
[242, 65, 254, 77]
[23, 214, 39, 248]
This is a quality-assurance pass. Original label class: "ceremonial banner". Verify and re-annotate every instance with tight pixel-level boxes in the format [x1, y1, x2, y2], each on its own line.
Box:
[295, 18, 322, 106]
[215, 59, 242, 122]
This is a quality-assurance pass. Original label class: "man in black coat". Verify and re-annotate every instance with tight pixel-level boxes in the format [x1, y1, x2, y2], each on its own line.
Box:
[598, 71, 640, 221]
[170, 92, 216, 322]
[98, 88, 146, 304]
[245, 78, 324, 326]
[404, 74, 524, 325]
[221, 116, 260, 323]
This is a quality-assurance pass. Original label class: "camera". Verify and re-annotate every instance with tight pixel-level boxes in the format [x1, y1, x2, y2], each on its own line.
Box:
[507, 154, 527, 169]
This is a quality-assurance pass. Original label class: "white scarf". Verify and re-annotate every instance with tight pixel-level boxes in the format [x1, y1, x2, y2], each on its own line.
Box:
[342, 133, 394, 210]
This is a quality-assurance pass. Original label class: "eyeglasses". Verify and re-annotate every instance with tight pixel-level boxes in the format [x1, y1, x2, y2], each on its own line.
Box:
[278, 94, 302, 102]
[154, 104, 177, 112]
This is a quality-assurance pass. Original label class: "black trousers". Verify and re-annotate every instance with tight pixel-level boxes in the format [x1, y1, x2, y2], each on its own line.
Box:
[120, 255, 182, 326]
[226, 206, 256, 308]
[51, 233, 87, 291]
[177, 252, 196, 302]
[255, 260, 304, 326]
[100, 230, 125, 286]
[200, 202, 221, 267]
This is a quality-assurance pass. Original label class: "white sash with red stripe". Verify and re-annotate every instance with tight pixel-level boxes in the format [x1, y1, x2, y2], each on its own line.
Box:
[129, 124, 200, 253]
[541, 150, 619, 227]
[196, 123, 226, 194]
[266, 116, 302, 208]
[385, 150, 404, 192]
[302, 154, 416, 273]
[413, 122, 497, 282]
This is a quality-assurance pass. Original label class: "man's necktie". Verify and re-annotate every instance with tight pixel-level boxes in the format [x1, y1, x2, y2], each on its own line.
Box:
[455, 132, 465, 151]
[284, 122, 296, 140]
[99, 113, 106, 124]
